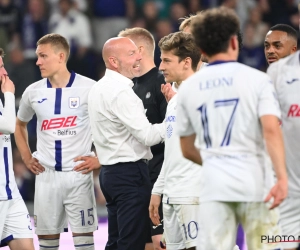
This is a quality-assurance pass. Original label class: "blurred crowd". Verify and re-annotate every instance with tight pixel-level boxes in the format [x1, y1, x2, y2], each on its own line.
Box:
[1, 0, 299, 211]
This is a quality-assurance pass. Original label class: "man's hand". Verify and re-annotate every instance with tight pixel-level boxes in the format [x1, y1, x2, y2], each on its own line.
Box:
[1, 75, 15, 94]
[149, 194, 161, 226]
[161, 83, 176, 102]
[24, 157, 45, 175]
[73, 156, 101, 174]
[264, 178, 288, 209]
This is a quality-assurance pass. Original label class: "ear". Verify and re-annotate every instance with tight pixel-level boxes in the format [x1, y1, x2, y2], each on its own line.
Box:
[183, 57, 192, 69]
[108, 56, 118, 68]
[230, 35, 238, 51]
[292, 45, 297, 53]
[59, 52, 66, 63]
[138, 45, 145, 54]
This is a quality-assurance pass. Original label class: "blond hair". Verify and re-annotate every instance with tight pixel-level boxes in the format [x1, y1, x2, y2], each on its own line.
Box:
[179, 14, 197, 31]
[37, 33, 70, 61]
[118, 27, 155, 54]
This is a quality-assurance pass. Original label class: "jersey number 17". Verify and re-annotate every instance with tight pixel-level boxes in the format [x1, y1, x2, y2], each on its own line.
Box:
[198, 98, 239, 148]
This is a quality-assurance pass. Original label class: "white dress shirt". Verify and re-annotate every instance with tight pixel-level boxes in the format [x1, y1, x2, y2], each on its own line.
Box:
[88, 69, 165, 165]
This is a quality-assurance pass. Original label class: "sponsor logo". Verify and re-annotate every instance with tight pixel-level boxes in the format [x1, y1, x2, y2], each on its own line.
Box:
[41, 116, 77, 130]
[287, 104, 300, 117]
[37, 98, 47, 103]
[166, 115, 176, 122]
[286, 78, 299, 84]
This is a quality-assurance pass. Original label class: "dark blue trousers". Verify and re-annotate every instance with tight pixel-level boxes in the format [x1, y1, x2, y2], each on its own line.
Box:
[100, 160, 152, 250]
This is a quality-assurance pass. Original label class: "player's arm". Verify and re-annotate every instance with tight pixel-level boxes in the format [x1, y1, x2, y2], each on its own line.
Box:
[261, 115, 287, 209]
[180, 134, 202, 165]
[0, 76, 16, 134]
[73, 155, 101, 174]
[258, 76, 287, 209]
[176, 83, 202, 165]
[149, 162, 165, 225]
[15, 118, 45, 174]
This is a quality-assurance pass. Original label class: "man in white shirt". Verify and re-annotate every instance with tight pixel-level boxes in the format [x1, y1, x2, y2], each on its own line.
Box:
[0, 48, 34, 249]
[266, 11, 300, 249]
[176, 7, 287, 250]
[88, 37, 165, 250]
[149, 31, 201, 250]
[15, 34, 99, 250]
[118, 27, 167, 250]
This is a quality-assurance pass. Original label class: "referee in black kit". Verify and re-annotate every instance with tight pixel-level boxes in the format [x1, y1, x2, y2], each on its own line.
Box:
[119, 28, 167, 250]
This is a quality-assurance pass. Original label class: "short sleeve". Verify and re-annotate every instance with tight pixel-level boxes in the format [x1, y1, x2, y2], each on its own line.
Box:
[176, 85, 195, 136]
[258, 75, 281, 119]
[17, 89, 35, 122]
[266, 61, 279, 91]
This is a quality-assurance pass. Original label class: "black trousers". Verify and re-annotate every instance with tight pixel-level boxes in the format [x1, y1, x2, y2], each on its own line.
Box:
[100, 160, 152, 250]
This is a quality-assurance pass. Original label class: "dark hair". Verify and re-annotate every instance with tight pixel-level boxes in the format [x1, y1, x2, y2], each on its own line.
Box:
[269, 24, 298, 42]
[237, 29, 243, 51]
[158, 31, 201, 71]
[191, 7, 240, 56]
[37, 33, 70, 61]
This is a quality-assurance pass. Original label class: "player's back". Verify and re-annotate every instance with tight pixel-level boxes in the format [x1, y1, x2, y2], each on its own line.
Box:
[267, 51, 300, 196]
[17, 72, 96, 171]
[178, 61, 280, 202]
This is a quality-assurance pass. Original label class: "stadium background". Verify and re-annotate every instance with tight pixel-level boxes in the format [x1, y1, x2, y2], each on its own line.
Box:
[0, 0, 299, 249]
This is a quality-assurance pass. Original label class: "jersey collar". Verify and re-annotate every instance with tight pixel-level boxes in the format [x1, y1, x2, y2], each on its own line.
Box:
[105, 69, 134, 88]
[47, 71, 76, 88]
[207, 60, 236, 66]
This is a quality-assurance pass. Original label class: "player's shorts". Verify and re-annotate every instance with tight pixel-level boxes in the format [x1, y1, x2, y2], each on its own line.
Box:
[0, 197, 33, 247]
[279, 196, 300, 249]
[34, 167, 98, 235]
[198, 201, 281, 250]
[163, 203, 200, 250]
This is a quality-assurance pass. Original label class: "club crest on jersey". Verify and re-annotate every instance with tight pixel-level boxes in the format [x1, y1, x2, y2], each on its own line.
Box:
[146, 92, 151, 99]
[69, 97, 80, 109]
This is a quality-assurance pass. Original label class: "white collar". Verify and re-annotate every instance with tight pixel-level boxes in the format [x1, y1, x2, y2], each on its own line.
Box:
[105, 69, 134, 88]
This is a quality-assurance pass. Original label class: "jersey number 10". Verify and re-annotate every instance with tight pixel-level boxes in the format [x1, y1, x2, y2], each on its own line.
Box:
[198, 98, 239, 148]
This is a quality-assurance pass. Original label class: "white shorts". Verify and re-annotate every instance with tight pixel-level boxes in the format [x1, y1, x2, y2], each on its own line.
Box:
[34, 168, 97, 235]
[279, 196, 300, 249]
[198, 201, 281, 250]
[0, 197, 33, 246]
[163, 203, 200, 250]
